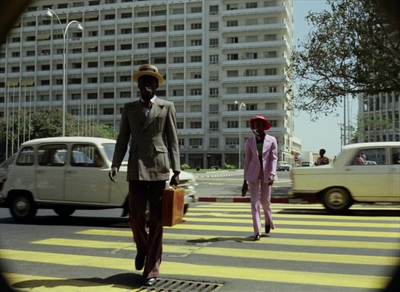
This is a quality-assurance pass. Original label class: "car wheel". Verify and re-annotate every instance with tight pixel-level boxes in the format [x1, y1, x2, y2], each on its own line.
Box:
[53, 207, 76, 217]
[322, 188, 353, 213]
[9, 194, 37, 223]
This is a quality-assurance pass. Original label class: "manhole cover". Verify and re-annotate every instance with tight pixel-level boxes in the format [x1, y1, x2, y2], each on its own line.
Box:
[137, 278, 224, 292]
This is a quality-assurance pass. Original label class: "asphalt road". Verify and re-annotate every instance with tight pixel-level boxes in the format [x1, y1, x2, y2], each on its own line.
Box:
[1, 202, 399, 292]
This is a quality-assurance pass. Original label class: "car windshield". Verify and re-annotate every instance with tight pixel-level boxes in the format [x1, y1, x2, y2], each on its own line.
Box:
[103, 143, 129, 162]
[0, 154, 16, 169]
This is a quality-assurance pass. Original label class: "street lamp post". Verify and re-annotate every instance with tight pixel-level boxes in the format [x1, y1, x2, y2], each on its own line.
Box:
[235, 100, 246, 169]
[46, 8, 83, 137]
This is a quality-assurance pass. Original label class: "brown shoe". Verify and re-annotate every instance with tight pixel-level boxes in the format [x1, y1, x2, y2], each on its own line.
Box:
[135, 253, 145, 270]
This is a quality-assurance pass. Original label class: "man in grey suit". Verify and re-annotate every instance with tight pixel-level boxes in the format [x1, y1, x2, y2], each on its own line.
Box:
[109, 64, 180, 286]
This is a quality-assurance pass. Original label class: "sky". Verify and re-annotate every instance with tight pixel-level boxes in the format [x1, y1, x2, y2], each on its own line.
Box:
[292, 0, 358, 157]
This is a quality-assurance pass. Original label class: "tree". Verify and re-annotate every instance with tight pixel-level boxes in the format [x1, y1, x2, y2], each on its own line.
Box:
[353, 113, 393, 142]
[0, 108, 117, 161]
[288, 0, 400, 116]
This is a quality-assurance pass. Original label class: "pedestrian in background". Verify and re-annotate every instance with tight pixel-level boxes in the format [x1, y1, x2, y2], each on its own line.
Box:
[109, 64, 181, 286]
[315, 148, 329, 166]
[241, 114, 278, 241]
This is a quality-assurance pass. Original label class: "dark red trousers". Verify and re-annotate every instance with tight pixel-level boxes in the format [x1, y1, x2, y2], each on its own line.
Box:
[128, 180, 165, 280]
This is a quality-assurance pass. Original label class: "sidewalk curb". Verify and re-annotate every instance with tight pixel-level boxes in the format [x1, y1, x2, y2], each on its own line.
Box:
[198, 197, 321, 204]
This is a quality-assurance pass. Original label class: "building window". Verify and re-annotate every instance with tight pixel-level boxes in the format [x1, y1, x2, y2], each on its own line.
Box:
[227, 20, 238, 27]
[227, 70, 238, 77]
[245, 69, 257, 76]
[120, 76, 130, 82]
[41, 64, 50, 71]
[210, 5, 218, 14]
[209, 55, 218, 64]
[227, 104, 238, 111]
[104, 45, 115, 51]
[88, 62, 98, 68]
[105, 29, 115, 35]
[121, 12, 132, 18]
[104, 61, 114, 67]
[138, 43, 149, 49]
[189, 138, 202, 148]
[191, 39, 202, 46]
[209, 22, 218, 31]
[12, 52, 20, 58]
[177, 122, 184, 129]
[88, 77, 97, 83]
[104, 92, 114, 99]
[269, 86, 277, 93]
[103, 108, 114, 115]
[246, 53, 257, 59]
[104, 14, 115, 20]
[227, 87, 239, 94]
[191, 7, 202, 13]
[190, 89, 202, 96]
[246, 19, 258, 25]
[265, 34, 277, 41]
[265, 68, 278, 75]
[209, 88, 219, 96]
[246, 86, 258, 93]
[209, 104, 219, 114]
[41, 80, 50, 85]
[88, 46, 98, 53]
[265, 17, 278, 24]
[191, 23, 202, 29]
[120, 91, 131, 98]
[227, 54, 238, 60]
[210, 38, 218, 47]
[27, 51, 35, 56]
[265, 1, 277, 7]
[246, 104, 257, 111]
[227, 4, 238, 10]
[227, 121, 239, 128]
[72, 63, 81, 69]
[154, 25, 166, 32]
[72, 48, 82, 54]
[269, 120, 278, 127]
[88, 31, 98, 37]
[121, 28, 132, 34]
[209, 121, 219, 131]
[26, 36, 35, 41]
[190, 55, 202, 62]
[88, 93, 98, 99]
[136, 27, 149, 33]
[190, 105, 202, 112]
[173, 57, 184, 63]
[174, 24, 184, 31]
[155, 41, 166, 48]
[209, 138, 219, 148]
[121, 44, 132, 50]
[26, 65, 35, 71]
[228, 37, 238, 44]
[103, 76, 114, 83]
[266, 51, 277, 58]
[173, 89, 184, 96]
[72, 94, 81, 100]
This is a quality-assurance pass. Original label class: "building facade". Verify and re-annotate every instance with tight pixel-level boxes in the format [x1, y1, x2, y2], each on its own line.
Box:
[358, 93, 400, 143]
[0, 0, 300, 168]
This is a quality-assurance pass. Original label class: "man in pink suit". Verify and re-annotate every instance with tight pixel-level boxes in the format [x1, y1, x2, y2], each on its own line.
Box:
[241, 114, 278, 241]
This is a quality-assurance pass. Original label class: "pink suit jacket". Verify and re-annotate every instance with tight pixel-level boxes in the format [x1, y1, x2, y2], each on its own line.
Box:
[243, 134, 278, 183]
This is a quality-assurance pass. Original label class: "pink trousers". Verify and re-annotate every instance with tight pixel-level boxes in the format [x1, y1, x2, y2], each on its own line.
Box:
[248, 169, 275, 235]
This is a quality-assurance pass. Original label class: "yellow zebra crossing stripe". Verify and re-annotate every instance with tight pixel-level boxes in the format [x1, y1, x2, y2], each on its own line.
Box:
[30, 239, 400, 266]
[0, 249, 392, 289]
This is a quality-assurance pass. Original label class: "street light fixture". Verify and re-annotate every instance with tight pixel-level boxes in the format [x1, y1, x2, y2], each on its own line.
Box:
[235, 100, 246, 169]
[46, 8, 83, 137]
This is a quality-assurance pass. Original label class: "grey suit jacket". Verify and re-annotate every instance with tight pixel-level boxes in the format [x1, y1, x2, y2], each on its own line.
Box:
[112, 97, 181, 181]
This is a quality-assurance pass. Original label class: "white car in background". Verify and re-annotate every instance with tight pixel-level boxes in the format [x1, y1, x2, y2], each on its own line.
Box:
[0, 137, 197, 222]
[289, 142, 400, 213]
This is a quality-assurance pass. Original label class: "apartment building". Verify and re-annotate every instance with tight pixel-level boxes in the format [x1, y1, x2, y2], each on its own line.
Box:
[0, 0, 300, 168]
[358, 93, 400, 143]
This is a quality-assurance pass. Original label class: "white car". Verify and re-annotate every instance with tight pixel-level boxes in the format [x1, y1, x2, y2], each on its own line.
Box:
[289, 142, 400, 213]
[0, 137, 197, 222]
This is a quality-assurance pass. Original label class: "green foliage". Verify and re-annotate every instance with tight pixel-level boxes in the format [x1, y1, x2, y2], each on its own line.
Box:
[224, 163, 236, 170]
[195, 166, 201, 171]
[0, 108, 117, 161]
[287, 0, 400, 117]
[213, 165, 220, 170]
[181, 164, 190, 170]
[353, 114, 393, 142]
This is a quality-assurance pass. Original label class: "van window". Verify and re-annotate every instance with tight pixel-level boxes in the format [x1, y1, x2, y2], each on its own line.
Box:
[38, 144, 67, 166]
[71, 144, 103, 167]
[16, 147, 35, 165]
[391, 147, 400, 165]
